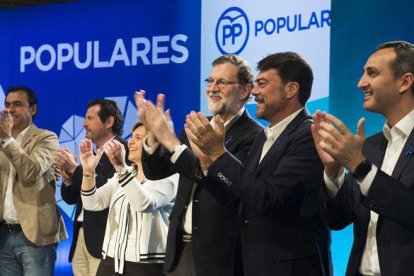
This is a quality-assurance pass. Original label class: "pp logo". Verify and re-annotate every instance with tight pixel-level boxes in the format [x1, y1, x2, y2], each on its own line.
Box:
[215, 7, 249, 55]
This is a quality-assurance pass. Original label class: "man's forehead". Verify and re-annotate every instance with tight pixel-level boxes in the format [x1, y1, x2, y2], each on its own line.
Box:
[86, 104, 101, 114]
[6, 91, 29, 103]
[365, 48, 395, 69]
[256, 68, 279, 80]
[211, 62, 238, 76]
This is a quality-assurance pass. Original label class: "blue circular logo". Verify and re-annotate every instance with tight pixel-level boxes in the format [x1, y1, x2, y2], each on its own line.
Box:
[215, 7, 249, 55]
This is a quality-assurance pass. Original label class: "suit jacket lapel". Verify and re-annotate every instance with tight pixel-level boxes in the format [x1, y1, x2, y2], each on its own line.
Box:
[21, 125, 37, 150]
[224, 110, 250, 151]
[392, 128, 414, 179]
[245, 132, 266, 172]
[368, 132, 387, 165]
[256, 110, 310, 172]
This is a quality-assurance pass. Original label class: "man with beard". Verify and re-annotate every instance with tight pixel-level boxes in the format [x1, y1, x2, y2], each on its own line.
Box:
[54, 99, 128, 276]
[137, 55, 263, 276]
[185, 52, 332, 275]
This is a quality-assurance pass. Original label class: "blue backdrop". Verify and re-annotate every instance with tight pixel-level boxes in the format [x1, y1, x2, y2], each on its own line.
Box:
[0, 0, 412, 275]
[0, 0, 201, 274]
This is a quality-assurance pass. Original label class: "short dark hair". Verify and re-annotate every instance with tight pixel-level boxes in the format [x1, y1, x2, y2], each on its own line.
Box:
[377, 41, 414, 92]
[212, 55, 254, 102]
[257, 52, 313, 106]
[88, 99, 124, 136]
[6, 86, 38, 117]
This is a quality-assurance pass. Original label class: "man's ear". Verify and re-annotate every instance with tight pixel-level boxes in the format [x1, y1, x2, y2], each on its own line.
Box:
[29, 104, 37, 117]
[105, 115, 115, 130]
[285, 81, 299, 100]
[239, 84, 252, 101]
[398, 72, 414, 95]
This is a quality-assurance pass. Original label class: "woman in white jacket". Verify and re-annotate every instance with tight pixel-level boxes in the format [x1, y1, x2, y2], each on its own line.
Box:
[80, 122, 178, 275]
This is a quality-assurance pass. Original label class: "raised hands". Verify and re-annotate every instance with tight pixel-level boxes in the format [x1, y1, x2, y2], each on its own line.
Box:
[79, 138, 103, 174]
[0, 110, 13, 139]
[185, 112, 226, 166]
[103, 139, 127, 172]
[53, 148, 78, 182]
[134, 91, 180, 152]
[311, 110, 366, 178]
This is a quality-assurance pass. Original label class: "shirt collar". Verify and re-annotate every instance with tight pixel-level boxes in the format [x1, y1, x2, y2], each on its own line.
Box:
[383, 108, 414, 142]
[95, 135, 117, 154]
[264, 108, 304, 141]
[224, 106, 245, 132]
[15, 124, 32, 142]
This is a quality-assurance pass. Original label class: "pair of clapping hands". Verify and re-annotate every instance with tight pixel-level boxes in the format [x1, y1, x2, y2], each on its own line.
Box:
[54, 139, 127, 181]
[134, 90, 227, 171]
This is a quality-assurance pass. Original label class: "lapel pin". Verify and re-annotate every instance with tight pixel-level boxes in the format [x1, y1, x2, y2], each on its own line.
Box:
[405, 143, 413, 157]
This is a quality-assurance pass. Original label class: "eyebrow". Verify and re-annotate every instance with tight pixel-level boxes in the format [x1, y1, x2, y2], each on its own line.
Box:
[5, 100, 23, 104]
[364, 65, 378, 71]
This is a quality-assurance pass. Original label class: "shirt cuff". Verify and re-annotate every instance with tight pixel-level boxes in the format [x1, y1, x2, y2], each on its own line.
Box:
[324, 170, 346, 198]
[170, 144, 188, 164]
[1, 137, 13, 148]
[62, 178, 73, 186]
[358, 164, 377, 196]
[143, 136, 159, 155]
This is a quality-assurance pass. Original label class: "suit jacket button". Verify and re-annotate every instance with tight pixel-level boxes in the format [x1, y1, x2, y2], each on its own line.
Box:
[194, 199, 199, 203]
[193, 226, 198, 230]
[244, 220, 249, 224]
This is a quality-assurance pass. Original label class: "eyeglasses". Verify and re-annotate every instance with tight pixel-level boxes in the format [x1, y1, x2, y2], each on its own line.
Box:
[204, 78, 239, 90]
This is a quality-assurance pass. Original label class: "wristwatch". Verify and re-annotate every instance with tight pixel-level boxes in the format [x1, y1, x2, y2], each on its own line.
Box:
[351, 159, 372, 179]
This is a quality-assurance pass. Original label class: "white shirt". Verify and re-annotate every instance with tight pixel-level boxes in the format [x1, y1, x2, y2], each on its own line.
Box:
[324, 108, 414, 275]
[259, 108, 304, 162]
[2, 126, 31, 223]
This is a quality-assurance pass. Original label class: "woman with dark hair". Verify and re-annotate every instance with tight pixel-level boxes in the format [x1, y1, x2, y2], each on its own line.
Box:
[80, 122, 178, 275]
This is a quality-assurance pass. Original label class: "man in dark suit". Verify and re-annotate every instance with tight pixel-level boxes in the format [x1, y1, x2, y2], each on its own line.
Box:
[54, 99, 128, 276]
[185, 52, 332, 276]
[312, 41, 414, 275]
[137, 55, 263, 276]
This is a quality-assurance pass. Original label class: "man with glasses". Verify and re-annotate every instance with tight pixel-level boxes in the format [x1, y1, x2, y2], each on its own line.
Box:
[138, 55, 263, 276]
[184, 52, 331, 275]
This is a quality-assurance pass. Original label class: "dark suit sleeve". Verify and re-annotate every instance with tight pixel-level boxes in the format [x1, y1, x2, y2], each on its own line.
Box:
[61, 165, 83, 205]
[207, 124, 323, 219]
[323, 159, 414, 232]
[142, 134, 186, 180]
[173, 147, 204, 181]
[320, 176, 354, 230]
[362, 169, 414, 231]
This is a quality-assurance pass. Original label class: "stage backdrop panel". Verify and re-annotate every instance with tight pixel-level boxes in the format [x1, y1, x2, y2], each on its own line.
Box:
[0, 0, 200, 274]
[200, 0, 331, 120]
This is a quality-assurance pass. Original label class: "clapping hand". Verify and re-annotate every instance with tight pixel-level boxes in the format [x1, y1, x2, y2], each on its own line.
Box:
[79, 138, 103, 173]
[104, 140, 127, 172]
